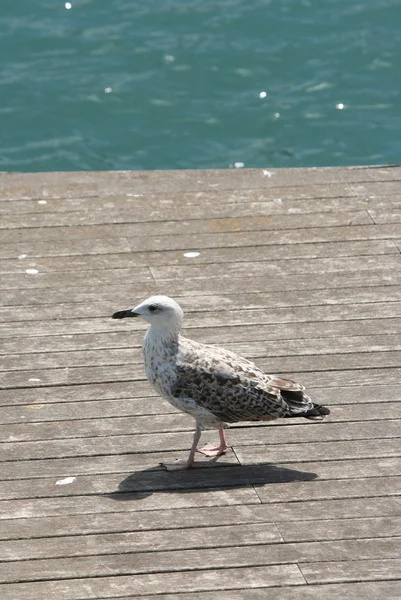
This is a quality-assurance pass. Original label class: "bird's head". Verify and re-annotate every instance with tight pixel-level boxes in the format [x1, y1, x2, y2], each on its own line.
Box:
[112, 295, 184, 332]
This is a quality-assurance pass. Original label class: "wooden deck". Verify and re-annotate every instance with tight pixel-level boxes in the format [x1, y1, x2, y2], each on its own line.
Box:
[0, 166, 400, 599]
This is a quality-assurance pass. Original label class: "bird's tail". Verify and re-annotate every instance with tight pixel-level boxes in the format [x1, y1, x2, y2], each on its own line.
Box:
[302, 403, 330, 421]
[281, 389, 330, 421]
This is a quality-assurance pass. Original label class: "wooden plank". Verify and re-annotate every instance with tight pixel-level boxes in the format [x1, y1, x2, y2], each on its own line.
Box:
[0, 166, 400, 600]
[126, 223, 401, 252]
[0, 378, 398, 410]
[1, 365, 400, 394]
[1, 302, 400, 337]
[0, 266, 154, 290]
[2, 398, 401, 443]
[105, 582, 401, 600]
[2, 271, 400, 300]
[1, 320, 400, 364]
[0, 210, 372, 243]
[368, 209, 401, 223]
[278, 516, 401, 542]
[1, 493, 399, 528]
[1, 350, 400, 389]
[300, 558, 401, 585]
[0, 486, 260, 520]
[1, 320, 401, 368]
[254, 476, 401, 504]
[0, 564, 305, 599]
[0, 386, 401, 427]
[0, 497, 401, 541]
[108, 194, 400, 221]
[3, 281, 401, 315]
[0, 381, 148, 406]
[1, 497, 399, 541]
[3, 336, 401, 372]
[0, 237, 132, 259]
[1, 166, 400, 197]
[1, 328, 400, 362]
[2, 419, 401, 461]
[2, 239, 397, 275]
[7, 257, 400, 292]
[1, 438, 401, 483]
[2, 281, 401, 311]
[0, 458, 400, 501]
[3, 398, 400, 432]
[1, 194, 381, 228]
[0, 186, 367, 216]
[0, 522, 283, 563]
[352, 181, 401, 196]
[0, 538, 399, 586]
[150, 255, 401, 281]
[1, 221, 400, 251]
[2, 224, 399, 262]
[0, 182, 357, 211]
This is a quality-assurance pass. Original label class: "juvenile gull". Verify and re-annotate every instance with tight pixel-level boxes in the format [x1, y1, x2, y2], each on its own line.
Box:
[112, 295, 330, 471]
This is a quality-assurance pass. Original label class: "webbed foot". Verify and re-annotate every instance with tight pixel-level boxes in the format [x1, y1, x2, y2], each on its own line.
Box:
[197, 442, 227, 457]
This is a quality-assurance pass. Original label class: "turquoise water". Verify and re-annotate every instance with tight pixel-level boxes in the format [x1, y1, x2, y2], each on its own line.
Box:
[1, 0, 401, 171]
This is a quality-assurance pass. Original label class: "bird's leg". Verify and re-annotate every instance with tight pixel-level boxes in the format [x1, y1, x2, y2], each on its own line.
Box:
[160, 425, 202, 472]
[197, 427, 227, 457]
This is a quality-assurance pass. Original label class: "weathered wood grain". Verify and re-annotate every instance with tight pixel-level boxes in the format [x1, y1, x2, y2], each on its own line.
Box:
[99, 581, 401, 600]
[0, 521, 283, 563]
[1, 221, 400, 251]
[0, 379, 398, 410]
[1, 366, 401, 396]
[300, 558, 401, 585]
[1, 350, 400, 389]
[125, 223, 401, 252]
[1, 393, 400, 429]
[0, 538, 399, 586]
[1, 166, 400, 600]
[1, 400, 400, 443]
[0, 460, 401, 502]
[352, 180, 401, 196]
[1, 496, 400, 541]
[2, 335, 401, 373]
[3, 418, 400, 462]
[2, 283, 401, 313]
[6, 256, 400, 291]
[278, 516, 401, 543]
[1, 437, 401, 483]
[0, 210, 372, 243]
[1, 330, 400, 364]
[0, 182, 356, 210]
[1, 165, 400, 197]
[1, 301, 400, 338]
[2, 239, 397, 275]
[0, 486, 260, 520]
[1, 497, 399, 542]
[150, 255, 401, 281]
[368, 209, 401, 223]
[0, 564, 305, 599]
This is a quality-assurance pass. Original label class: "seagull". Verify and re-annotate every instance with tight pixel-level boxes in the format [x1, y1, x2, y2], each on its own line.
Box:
[112, 295, 330, 471]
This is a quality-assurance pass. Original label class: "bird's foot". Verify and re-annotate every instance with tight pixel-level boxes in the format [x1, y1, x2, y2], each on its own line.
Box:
[159, 459, 193, 472]
[197, 443, 227, 457]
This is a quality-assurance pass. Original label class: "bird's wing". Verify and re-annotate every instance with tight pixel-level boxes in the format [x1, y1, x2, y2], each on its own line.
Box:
[172, 338, 310, 423]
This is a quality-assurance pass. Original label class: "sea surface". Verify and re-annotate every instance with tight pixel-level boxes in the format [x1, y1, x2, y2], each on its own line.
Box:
[1, 0, 401, 172]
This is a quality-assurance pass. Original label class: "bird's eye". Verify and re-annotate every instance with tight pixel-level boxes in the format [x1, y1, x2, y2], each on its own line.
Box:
[148, 304, 158, 313]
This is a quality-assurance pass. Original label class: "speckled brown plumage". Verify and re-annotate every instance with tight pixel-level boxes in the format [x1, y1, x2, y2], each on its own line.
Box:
[170, 336, 309, 426]
[112, 295, 330, 470]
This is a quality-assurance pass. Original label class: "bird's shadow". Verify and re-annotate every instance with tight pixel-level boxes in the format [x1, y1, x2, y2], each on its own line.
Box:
[104, 460, 317, 502]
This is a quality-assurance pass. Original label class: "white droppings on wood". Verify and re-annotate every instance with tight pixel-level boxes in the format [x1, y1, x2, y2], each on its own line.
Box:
[56, 477, 76, 485]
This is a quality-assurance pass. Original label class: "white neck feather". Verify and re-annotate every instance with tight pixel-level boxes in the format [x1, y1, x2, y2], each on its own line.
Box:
[144, 323, 180, 348]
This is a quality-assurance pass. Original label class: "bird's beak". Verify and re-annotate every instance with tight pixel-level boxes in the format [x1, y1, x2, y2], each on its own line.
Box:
[112, 309, 139, 319]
